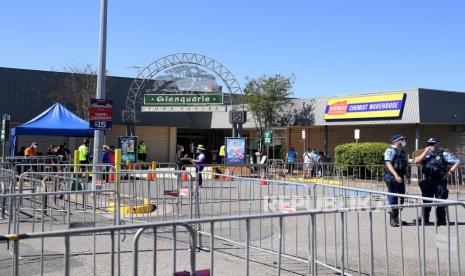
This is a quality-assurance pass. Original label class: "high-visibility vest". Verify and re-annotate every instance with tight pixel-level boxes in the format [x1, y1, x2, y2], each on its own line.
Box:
[78, 145, 88, 161]
[139, 144, 147, 154]
[219, 145, 225, 157]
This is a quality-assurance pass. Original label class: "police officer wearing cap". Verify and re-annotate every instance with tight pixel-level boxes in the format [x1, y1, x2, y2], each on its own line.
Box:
[413, 138, 460, 225]
[384, 134, 409, 227]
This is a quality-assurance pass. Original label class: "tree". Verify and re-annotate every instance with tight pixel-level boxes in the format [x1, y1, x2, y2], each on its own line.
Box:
[242, 74, 295, 153]
[48, 64, 109, 120]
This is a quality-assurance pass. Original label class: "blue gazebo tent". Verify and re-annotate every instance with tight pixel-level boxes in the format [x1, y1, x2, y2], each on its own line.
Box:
[10, 102, 93, 155]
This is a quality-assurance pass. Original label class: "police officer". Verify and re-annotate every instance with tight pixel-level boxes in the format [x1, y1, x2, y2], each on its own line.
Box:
[413, 138, 460, 225]
[384, 135, 409, 227]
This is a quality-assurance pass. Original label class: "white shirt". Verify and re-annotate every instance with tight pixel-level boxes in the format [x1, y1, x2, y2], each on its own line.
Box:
[303, 152, 313, 164]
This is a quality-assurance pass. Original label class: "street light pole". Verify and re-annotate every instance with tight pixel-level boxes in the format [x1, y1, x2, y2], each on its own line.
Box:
[92, 0, 108, 189]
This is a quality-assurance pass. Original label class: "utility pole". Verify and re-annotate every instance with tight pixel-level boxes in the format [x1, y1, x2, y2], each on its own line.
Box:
[92, 0, 108, 189]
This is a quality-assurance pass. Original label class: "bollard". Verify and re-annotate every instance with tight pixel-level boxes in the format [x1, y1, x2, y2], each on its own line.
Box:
[73, 150, 79, 173]
[115, 149, 121, 192]
[71, 150, 81, 190]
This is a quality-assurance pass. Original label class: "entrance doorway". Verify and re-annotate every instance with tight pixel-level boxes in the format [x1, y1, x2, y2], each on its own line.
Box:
[177, 128, 232, 163]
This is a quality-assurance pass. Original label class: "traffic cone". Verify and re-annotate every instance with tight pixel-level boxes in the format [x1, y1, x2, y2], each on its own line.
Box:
[224, 168, 233, 181]
[260, 172, 268, 185]
[109, 166, 115, 182]
[146, 162, 156, 181]
[181, 166, 189, 182]
[146, 170, 154, 181]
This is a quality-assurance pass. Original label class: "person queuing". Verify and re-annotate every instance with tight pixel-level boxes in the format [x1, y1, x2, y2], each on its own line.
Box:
[189, 144, 207, 187]
[218, 144, 225, 164]
[24, 142, 39, 172]
[78, 139, 90, 164]
[303, 147, 312, 179]
[413, 138, 460, 225]
[102, 145, 111, 164]
[138, 141, 148, 162]
[286, 147, 297, 175]
[384, 135, 409, 227]
[25, 142, 39, 157]
[176, 145, 190, 170]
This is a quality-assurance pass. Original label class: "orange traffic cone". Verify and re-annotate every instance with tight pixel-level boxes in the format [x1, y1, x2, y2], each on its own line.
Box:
[181, 166, 189, 182]
[260, 172, 268, 185]
[109, 166, 115, 182]
[224, 168, 233, 181]
[146, 162, 156, 181]
[146, 171, 154, 181]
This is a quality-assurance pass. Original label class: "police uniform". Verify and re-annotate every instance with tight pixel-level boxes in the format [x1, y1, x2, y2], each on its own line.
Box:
[419, 139, 460, 224]
[384, 135, 408, 226]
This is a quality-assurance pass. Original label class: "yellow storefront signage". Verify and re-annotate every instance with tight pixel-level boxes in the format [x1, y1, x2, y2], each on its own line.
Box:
[324, 93, 406, 120]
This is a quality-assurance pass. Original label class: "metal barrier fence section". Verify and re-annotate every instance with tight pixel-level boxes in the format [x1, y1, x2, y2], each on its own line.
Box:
[1, 200, 463, 275]
[0, 163, 464, 275]
[269, 162, 465, 200]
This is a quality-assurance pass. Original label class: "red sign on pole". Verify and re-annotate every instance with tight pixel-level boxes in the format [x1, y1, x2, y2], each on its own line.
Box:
[89, 99, 113, 130]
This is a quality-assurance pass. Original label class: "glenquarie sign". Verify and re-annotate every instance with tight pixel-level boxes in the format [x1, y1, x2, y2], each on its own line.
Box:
[144, 94, 223, 105]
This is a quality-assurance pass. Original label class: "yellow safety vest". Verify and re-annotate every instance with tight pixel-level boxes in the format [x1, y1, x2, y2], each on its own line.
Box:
[78, 145, 88, 161]
[219, 145, 225, 157]
[139, 144, 147, 154]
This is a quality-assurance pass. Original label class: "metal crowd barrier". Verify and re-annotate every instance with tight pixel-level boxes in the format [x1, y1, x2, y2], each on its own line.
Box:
[5, 169, 197, 225]
[1, 195, 463, 276]
[0, 166, 464, 275]
[195, 173, 465, 276]
[0, 220, 197, 276]
[271, 163, 465, 200]
[0, 189, 120, 236]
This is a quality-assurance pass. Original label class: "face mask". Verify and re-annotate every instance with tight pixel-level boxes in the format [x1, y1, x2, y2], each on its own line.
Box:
[401, 141, 407, 148]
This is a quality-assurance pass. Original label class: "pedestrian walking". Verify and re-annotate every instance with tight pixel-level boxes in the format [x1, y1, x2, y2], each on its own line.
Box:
[384, 135, 409, 227]
[413, 138, 460, 225]
[138, 141, 148, 162]
[189, 144, 207, 187]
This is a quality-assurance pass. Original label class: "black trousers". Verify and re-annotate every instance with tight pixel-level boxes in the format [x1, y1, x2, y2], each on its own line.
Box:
[196, 167, 203, 186]
[138, 153, 147, 162]
[419, 178, 448, 222]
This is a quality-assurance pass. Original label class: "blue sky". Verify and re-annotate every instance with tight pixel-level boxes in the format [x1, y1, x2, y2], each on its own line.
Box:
[1, 1, 464, 98]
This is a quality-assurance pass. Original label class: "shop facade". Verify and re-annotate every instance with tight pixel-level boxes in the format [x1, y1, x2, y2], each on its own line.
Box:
[1, 67, 465, 162]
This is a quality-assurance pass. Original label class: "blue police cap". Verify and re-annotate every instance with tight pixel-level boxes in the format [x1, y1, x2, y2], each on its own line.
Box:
[390, 135, 406, 143]
[427, 137, 440, 145]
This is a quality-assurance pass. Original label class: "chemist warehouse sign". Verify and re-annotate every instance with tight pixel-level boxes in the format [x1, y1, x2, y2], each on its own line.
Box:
[324, 93, 406, 120]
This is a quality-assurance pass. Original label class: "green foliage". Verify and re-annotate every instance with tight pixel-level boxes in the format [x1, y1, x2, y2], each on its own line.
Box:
[335, 142, 390, 179]
[242, 74, 295, 130]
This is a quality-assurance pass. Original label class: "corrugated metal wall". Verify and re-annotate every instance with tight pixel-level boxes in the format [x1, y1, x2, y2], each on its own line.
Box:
[0, 67, 213, 128]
